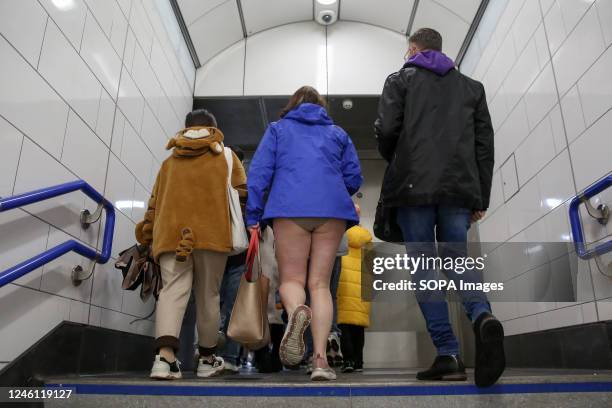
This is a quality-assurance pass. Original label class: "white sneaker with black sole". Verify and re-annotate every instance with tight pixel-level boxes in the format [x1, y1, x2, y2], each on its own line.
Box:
[197, 355, 225, 378]
[150, 355, 182, 380]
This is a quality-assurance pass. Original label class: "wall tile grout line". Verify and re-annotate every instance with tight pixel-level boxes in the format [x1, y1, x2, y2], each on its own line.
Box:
[483, 96, 612, 233]
[131, 1, 190, 109]
[482, 144, 574, 230]
[58, 107, 72, 162]
[35, 15, 49, 71]
[9, 129, 26, 197]
[34, 0, 189, 155]
[78, 9, 88, 54]
[537, 0, 581, 197]
[479, 0, 596, 110]
[471, 0, 527, 94]
[8, 280, 155, 322]
[0, 30, 110, 154]
[36, 224, 52, 291]
[499, 297, 598, 325]
[482, 27, 547, 137]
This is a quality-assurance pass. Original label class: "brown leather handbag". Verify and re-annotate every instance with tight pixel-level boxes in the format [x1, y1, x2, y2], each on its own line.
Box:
[115, 244, 162, 301]
[227, 229, 270, 350]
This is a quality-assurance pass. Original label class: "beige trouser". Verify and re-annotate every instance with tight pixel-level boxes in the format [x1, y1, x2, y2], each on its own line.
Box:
[155, 249, 228, 352]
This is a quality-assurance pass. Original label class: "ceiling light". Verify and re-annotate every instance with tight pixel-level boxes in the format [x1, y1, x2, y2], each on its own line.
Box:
[51, 0, 76, 11]
[316, 0, 338, 5]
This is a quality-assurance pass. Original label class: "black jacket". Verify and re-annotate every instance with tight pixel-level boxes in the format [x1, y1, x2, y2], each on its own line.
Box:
[375, 66, 494, 211]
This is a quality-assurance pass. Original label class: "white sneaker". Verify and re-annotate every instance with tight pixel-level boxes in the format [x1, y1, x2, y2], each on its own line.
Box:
[197, 355, 225, 378]
[310, 355, 336, 381]
[223, 361, 240, 374]
[327, 332, 343, 367]
[280, 305, 312, 366]
[311, 367, 337, 381]
[150, 355, 182, 380]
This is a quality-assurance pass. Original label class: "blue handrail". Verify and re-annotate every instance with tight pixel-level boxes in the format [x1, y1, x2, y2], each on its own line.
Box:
[0, 180, 115, 287]
[569, 174, 612, 260]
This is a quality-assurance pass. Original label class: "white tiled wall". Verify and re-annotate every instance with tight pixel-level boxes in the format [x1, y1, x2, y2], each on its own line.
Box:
[461, 0, 612, 336]
[0, 0, 193, 363]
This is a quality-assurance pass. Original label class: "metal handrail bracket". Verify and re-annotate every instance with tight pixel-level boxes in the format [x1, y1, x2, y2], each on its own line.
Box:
[569, 174, 612, 260]
[0, 180, 115, 287]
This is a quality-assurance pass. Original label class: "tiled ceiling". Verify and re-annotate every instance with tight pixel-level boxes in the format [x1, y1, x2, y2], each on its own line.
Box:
[177, 0, 483, 66]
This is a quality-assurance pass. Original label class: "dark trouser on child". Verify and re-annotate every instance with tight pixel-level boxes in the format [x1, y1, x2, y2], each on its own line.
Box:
[339, 324, 364, 373]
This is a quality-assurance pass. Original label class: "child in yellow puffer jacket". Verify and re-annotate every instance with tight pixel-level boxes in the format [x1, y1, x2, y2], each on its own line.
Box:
[337, 221, 372, 373]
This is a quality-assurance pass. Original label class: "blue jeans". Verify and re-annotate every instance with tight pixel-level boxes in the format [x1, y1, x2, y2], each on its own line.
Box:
[219, 263, 243, 365]
[396, 206, 491, 356]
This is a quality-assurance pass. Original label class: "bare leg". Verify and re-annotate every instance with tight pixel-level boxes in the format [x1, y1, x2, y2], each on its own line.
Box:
[308, 219, 346, 368]
[273, 219, 311, 314]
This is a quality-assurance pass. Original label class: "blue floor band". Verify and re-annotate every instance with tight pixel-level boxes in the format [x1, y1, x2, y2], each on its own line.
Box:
[46, 381, 612, 397]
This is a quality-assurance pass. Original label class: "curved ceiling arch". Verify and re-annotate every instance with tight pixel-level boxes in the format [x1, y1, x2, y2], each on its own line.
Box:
[194, 21, 410, 97]
[176, 0, 483, 66]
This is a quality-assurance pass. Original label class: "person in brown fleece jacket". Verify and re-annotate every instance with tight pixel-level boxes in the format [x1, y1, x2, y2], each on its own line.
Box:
[136, 109, 247, 380]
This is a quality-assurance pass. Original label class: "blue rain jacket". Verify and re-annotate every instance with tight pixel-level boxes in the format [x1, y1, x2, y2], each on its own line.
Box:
[246, 103, 363, 227]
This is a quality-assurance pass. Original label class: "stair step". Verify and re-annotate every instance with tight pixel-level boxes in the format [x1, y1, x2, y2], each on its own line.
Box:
[44, 369, 612, 407]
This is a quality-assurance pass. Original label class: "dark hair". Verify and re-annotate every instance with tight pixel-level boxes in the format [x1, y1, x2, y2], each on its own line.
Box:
[280, 86, 327, 118]
[185, 109, 217, 128]
[228, 145, 245, 162]
[409, 28, 443, 52]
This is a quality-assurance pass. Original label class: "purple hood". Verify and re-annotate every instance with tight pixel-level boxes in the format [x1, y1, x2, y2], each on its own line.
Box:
[403, 50, 455, 76]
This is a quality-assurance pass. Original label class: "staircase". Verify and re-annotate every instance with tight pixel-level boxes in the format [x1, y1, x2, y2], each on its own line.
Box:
[44, 369, 612, 407]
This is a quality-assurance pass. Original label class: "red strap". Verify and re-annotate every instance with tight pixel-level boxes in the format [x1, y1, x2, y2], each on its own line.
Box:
[245, 227, 260, 281]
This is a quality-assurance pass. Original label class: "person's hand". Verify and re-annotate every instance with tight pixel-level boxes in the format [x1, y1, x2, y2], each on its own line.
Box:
[471, 210, 486, 223]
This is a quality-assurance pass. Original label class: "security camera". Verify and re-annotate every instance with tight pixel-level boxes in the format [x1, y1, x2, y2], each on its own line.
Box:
[317, 10, 337, 25]
[315, 0, 339, 26]
[342, 99, 353, 110]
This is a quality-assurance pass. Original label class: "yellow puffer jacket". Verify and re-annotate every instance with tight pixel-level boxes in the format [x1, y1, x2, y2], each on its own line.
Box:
[337, 225, 372, 327]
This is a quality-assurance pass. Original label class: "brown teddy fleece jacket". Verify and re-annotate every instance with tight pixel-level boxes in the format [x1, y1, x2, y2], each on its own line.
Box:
[135, 127, 247, 261]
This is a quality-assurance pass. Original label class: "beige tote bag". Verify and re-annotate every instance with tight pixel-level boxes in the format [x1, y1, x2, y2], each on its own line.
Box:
[227, 229, 270, 350]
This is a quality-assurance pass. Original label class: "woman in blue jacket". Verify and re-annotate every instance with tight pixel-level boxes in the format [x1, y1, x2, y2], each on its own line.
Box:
[247, 86, 362, 381]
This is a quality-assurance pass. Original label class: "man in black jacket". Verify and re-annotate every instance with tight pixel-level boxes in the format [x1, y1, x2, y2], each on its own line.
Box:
[375, 28, 504, 388]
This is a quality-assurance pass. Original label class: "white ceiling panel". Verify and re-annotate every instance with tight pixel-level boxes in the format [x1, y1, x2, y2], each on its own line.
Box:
[195, 40, 245, 96]
[327, 22, 407, 94]
[188, 0, 244, 64]
[177, 0, 227, 27]
[433, 0, 481, 24]
[411, 0, 470, 59]
[340, 0, 416, 34]
[244, 22, 327, 95]
[241, 0, 313, 36]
